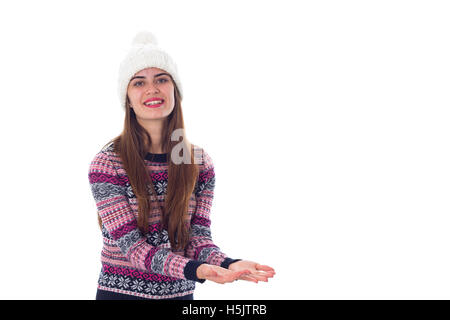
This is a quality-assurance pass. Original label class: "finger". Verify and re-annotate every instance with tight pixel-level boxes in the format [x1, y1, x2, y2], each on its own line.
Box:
[219, 270, 248, 284]
[254, 269, 275, 274]
[248, 270, 275, 278]
[248, 269, 276, 280]
[238, 274, 258, 283]
[245, 273, 269, 282]
[235, 270, 252, 277]
[230, 271, 251, 283]
[256, 264, 275, 272]
[214, 269, 252, 284]
[254, 270, 275, 278]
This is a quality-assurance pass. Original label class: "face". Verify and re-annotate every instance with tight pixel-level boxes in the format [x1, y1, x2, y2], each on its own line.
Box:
[126, 67, 175, 122]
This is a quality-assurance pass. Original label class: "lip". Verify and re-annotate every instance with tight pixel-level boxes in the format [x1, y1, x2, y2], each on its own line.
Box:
[143, 102, 164, 108]
[143, 97, 164, 108]
[143, 97, 164, 104]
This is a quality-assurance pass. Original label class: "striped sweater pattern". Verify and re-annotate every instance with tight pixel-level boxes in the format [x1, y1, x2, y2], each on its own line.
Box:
[88, 142, 237, 299]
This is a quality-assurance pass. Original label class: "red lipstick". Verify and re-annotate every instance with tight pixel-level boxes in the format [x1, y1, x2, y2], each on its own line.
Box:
[143, 97, 164, 108]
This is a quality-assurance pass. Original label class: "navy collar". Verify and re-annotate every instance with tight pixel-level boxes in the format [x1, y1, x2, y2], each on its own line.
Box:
[145, 152, 168, 163]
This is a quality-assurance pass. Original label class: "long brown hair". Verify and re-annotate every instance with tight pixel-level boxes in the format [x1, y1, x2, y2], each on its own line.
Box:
[100, 77, 199, 251]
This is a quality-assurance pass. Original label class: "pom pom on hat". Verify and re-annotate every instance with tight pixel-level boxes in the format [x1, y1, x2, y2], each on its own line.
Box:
[132, 31, 158, 46]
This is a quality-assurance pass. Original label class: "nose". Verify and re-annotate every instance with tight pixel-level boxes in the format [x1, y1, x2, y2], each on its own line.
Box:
[145, 83, 159, 94]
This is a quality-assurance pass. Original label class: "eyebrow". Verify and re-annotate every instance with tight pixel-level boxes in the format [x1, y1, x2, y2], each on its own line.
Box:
[130, 73, 171, 81]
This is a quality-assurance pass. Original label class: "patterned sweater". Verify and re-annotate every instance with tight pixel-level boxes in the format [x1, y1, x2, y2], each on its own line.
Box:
[88, 141, 239, 299]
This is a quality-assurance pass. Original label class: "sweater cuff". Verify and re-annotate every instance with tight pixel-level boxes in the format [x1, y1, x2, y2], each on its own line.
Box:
[221, 258, 242, 269]
[184, 260, 207, 283]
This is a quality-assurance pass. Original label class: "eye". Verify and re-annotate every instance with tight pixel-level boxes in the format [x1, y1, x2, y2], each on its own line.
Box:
[156, 78, 169, 84]
[133, 80, 144, 87]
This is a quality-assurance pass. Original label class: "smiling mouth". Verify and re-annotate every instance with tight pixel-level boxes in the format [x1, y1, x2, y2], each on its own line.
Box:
[143, 100, 164, 108]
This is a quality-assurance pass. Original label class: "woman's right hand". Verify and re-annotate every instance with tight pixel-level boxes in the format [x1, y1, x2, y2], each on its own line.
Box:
[196, 263, 251, 284]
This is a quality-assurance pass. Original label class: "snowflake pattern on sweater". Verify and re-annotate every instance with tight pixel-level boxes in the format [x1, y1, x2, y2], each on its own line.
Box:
[88, 142, 239, 299]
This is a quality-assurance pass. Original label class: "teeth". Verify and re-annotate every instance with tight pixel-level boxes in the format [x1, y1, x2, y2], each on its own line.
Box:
[145, 100, 163, 106]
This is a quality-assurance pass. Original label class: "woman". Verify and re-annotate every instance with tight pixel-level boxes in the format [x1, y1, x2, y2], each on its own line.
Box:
[88, 31, 275, 300]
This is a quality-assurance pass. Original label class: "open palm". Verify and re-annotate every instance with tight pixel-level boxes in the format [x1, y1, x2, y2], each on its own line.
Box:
[228, 260, 276, 283]
[197, 264, 251, 284]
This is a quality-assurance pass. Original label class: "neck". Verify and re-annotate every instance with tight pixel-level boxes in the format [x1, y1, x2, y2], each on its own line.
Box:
[137, 118, 165, 154]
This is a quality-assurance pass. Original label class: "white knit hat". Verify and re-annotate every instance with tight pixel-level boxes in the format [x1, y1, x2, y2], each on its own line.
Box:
[117, 31, 183, 110]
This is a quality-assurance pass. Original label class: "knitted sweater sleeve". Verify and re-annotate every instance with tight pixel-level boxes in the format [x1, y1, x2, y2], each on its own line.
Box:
[88, 150, 206, 283]
[185, 149, 241, 269]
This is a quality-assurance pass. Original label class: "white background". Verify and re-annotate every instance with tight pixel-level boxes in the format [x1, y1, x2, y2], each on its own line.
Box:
[0, 0, 449, 299]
